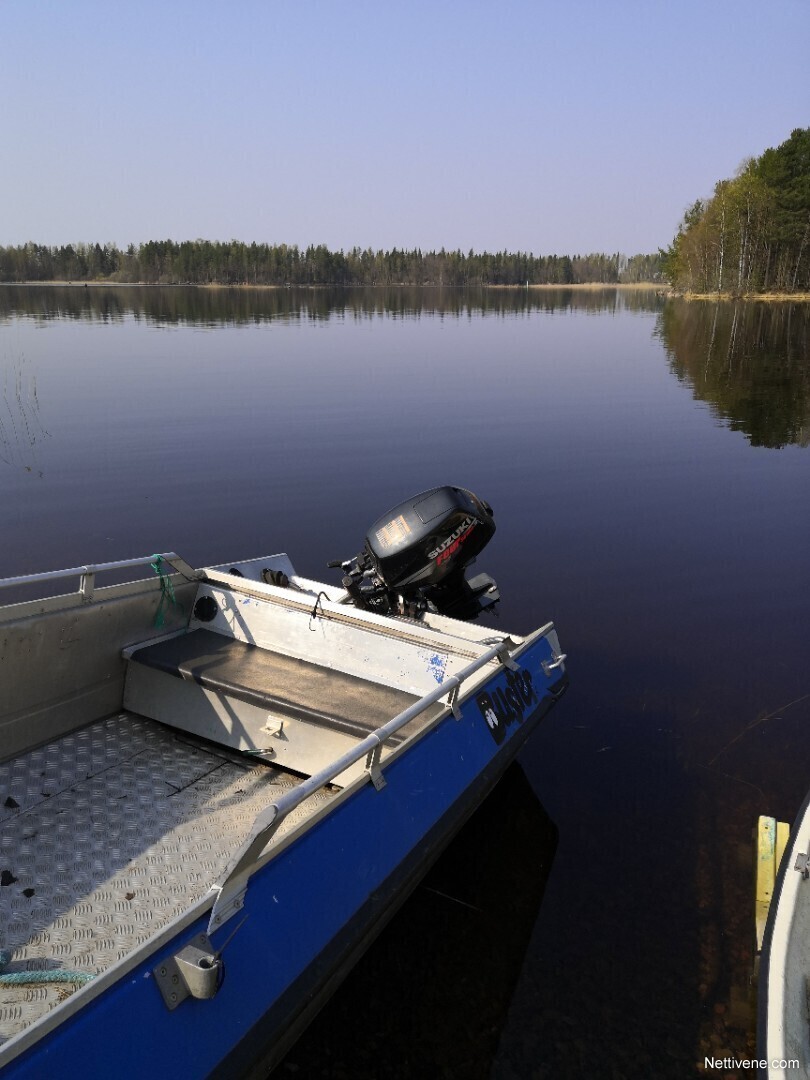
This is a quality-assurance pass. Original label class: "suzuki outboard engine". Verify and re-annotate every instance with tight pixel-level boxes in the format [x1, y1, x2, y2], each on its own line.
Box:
[330, 486, 500, 621]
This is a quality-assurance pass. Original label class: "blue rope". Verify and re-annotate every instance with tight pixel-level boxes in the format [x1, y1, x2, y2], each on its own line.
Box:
[0, 949, 94, 986]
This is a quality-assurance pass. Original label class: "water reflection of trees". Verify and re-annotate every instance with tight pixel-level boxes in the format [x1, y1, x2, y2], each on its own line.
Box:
[656, 300, 810, 448]
[0, 284, 665, 326]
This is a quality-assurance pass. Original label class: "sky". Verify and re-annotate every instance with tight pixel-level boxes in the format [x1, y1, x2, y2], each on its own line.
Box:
[1, 0, 807, 256]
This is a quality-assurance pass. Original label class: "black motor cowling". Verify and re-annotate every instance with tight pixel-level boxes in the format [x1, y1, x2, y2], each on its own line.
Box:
[330, 486, 499, 620]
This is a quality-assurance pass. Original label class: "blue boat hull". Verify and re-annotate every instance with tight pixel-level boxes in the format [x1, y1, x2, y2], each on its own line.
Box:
[4, 639, 566, 1079]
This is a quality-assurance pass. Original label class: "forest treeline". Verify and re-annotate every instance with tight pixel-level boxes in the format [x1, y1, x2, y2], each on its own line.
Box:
[0, 241, 661, 288]
[662, 128, 810, 295]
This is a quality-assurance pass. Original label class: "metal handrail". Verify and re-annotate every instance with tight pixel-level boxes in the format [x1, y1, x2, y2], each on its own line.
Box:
[277, 640, 515, 815]
[208, 637, 517, 931]
[0, 553, 198, 599]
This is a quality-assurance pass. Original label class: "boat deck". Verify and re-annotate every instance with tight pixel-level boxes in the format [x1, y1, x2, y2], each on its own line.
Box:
[0, 712, 333, 1044]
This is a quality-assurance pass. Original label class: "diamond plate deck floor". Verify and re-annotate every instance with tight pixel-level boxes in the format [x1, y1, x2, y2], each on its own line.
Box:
[0, 713, 332, 1044]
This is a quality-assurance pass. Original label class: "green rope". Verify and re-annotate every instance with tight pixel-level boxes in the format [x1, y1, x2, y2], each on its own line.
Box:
[0, 950, 94, 987]
[150, 554, 179, 628]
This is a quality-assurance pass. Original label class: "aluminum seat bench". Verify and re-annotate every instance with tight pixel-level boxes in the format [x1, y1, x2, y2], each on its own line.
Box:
[127, 628, 421, 743]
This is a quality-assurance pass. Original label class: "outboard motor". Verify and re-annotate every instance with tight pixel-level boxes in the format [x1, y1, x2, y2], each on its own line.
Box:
[330, 486, 500, 621]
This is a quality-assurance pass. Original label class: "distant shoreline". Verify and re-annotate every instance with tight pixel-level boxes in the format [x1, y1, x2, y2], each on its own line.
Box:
[680, 290, 810, 302]
[2, 280, 808, 300]
[2, 280, 665, 290]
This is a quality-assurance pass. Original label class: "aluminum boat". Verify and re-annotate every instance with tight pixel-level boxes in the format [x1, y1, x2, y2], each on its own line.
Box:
[0, 488, 567, 1077]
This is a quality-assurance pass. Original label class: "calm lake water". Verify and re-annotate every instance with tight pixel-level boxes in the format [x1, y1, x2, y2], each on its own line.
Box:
[2, 285, 809, 1078]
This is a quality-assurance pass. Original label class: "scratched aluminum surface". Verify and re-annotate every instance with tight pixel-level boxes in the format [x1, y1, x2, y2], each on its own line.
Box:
[0, 713, 332, 1042]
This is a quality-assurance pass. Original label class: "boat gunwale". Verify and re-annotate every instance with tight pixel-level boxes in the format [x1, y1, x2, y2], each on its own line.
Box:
[0, 554, 524, 659]
[0, 553, 199, 593]
[0, 561, 195, 626]
[198, 567, 522, 658]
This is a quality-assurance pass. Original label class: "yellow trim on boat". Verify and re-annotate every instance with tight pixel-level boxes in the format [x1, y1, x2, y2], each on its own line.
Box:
[756, 815, 790, 953]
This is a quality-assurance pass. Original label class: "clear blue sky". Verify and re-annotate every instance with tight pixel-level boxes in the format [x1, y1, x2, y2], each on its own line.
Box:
[1, 0, 807, 255]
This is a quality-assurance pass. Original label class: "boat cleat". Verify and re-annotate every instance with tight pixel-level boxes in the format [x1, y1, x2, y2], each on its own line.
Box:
[154, 934, 221, 1010]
